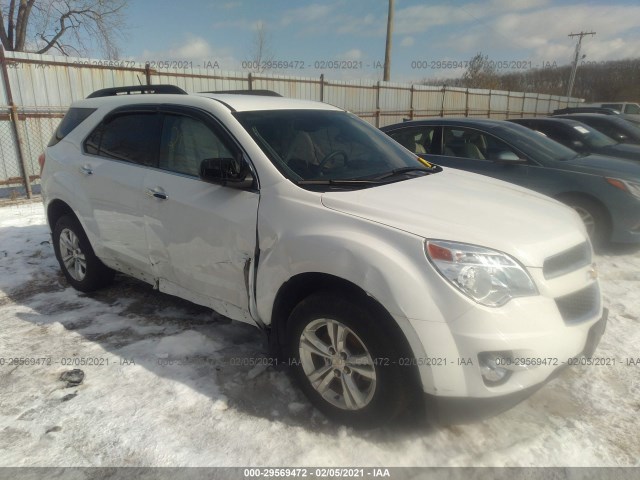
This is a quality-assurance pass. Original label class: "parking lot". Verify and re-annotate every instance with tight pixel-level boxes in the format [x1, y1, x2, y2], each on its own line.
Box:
[0, 201, 638, 467]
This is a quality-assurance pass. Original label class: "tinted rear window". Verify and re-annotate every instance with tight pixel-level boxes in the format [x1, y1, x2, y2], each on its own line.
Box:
[48, 107, 96, 147]
[84, 112, 161, 167]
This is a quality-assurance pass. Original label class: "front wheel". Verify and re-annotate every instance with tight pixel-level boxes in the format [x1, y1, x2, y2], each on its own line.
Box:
[287, 292, 415, 428]
[562, 196, 610, 247]
[52, 215, 114, 292]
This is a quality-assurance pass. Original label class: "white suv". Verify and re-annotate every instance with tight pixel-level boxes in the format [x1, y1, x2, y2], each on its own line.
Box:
[40, 85, 607, 427]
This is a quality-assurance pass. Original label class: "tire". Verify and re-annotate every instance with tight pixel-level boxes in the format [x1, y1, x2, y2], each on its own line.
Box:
[287, 292, 415, 428]
[52, 215, 114, 292]
[562, 196, 610, 248]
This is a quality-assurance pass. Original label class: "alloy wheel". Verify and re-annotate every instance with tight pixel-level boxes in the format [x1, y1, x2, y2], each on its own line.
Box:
[58, 228, 87, 281]
[572, 205, 596, 236]
[299, 318, 376, 411]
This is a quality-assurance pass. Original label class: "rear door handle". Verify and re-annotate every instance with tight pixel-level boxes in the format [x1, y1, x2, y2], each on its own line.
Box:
[145, 187, 168, 200]
[80, 164, 93, 175]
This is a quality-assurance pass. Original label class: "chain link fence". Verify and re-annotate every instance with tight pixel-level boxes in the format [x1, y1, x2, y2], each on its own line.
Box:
[0, 112, 62, 199]
[0, 113, 25, 200]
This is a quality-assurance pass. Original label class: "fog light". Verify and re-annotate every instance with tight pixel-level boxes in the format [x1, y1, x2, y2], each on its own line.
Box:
[478, 351, 512, 386]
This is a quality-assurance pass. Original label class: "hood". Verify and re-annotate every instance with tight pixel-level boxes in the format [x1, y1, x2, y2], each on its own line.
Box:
[596, 143, 640, 162]
[321, 169, 587, 268]
[562, 153, 640, 179]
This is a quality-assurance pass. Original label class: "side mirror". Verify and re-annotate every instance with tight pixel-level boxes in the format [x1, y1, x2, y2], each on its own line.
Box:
[493, 151, 527, 164]
[200, 156, 254, 189]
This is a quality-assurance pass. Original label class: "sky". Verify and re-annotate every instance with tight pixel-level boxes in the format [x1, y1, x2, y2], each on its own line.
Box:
[117, 0, 640, 83]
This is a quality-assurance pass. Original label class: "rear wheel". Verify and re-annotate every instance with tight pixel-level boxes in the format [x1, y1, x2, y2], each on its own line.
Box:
[52, 215, 114, 292]
[287, 292, 415, 428]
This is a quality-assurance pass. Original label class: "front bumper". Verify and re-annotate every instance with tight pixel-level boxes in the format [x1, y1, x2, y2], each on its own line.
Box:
[407, 275, 605, 399]
[424, 309, 608, 424]
[609, 197, 640, 243]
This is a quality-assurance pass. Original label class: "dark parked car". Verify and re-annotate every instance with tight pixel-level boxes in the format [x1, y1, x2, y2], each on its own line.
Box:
[581, 103, 640, 125]
[508, 117, 640, 162]
[381, 118, 640, 245]
[552, 114, 640, 145]
[552, 107, 621, 115]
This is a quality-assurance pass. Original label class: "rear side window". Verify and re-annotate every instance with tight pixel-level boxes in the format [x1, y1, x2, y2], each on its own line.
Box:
[84, 113, 161, 167]
[48, 107, 96, 147]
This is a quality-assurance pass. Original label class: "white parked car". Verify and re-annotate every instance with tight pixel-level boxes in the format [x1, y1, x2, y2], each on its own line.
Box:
[40, 85, 607, 427]
[582, 102, 640, 125]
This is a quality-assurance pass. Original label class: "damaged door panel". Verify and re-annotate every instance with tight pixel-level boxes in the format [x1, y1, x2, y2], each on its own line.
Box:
[142, 168, 259, 323]
[140, 108, 260, 324]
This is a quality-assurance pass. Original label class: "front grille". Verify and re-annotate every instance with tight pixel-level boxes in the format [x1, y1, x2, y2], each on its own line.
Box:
[555, 283, 601, 325]
[543, 242, 591, 280]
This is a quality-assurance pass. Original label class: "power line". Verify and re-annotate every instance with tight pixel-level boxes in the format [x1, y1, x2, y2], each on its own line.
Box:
[566, 31, 595, 97]
[383, 0, 394, 82]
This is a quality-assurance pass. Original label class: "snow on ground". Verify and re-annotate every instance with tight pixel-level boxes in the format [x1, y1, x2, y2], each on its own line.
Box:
[0, 201, 639, 467]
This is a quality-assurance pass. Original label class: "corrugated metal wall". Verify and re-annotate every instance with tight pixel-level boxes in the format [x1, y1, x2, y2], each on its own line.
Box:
[0, 50, 582, 197]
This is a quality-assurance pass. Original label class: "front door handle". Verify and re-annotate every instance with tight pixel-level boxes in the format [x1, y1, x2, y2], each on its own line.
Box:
[145, 187, 168, 200]
[80, 164, 93, 175]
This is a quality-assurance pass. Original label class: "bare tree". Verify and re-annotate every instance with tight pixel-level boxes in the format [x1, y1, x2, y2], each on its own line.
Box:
[462, 53, 500, 89]
[421, 54, 640, 101]
[246, 21, 274, 73]
[0, 0, 127, 58]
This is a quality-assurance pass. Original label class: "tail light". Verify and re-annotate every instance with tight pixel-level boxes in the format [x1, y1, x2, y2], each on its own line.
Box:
[38, 153, 45, 174]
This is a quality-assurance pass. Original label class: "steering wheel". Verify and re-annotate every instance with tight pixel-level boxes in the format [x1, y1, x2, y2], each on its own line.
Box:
[317, 150, 349, 171]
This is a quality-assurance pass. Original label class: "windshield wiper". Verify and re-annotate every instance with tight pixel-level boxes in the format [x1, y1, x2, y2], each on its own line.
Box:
[296, 179, 384, 186]
[373, 166, 435, 180]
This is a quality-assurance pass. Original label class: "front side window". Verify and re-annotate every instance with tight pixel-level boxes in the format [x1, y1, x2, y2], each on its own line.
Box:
[159, 114, 234, 176]
[499, 124, 578, 162]
[85, 113, 161, 167]
[587, 121, 620, 140]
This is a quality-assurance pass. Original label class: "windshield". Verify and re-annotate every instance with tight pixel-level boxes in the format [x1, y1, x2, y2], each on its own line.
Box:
[571, 124, 618, 148]
[234, 109, 434, 187]
[499, 123, 580, 162]
[625, 104, 640, 114]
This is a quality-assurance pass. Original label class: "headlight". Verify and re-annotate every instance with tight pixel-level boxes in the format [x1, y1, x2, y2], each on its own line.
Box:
[605, 177, 640, 200]
[425, 240, 538, 307]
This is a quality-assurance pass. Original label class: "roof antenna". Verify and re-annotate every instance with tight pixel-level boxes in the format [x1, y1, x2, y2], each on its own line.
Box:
[136, 75, 143, 86]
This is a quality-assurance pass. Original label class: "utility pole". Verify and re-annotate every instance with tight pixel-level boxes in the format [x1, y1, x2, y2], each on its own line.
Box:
[566, 31, 595, 97]
[383, 0, 394, 82]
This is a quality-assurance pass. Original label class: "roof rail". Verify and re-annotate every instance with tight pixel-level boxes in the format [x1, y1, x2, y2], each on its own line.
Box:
[201, 89, 282, 97]
[87, 85, 188, 98]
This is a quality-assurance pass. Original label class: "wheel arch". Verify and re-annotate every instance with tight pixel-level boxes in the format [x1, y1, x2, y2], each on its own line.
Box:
[47, 199, 78, 232]
[554, 191, 612, 239]
[268, 272, 425, 394]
